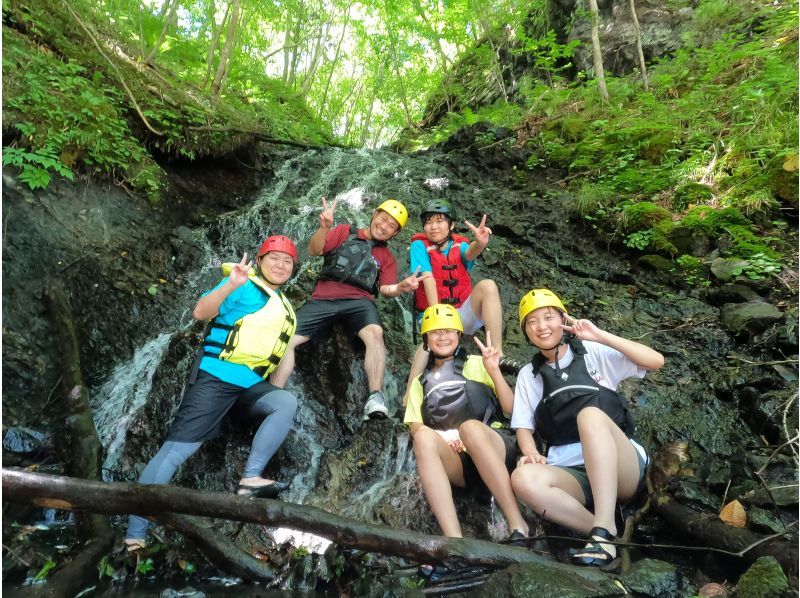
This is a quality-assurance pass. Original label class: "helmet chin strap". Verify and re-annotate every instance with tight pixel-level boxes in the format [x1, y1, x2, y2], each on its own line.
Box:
[552, 312, 573, 376]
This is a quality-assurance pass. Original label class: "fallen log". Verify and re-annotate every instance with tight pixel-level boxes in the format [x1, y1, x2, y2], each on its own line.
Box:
[158, 513, 276, 582]
[2, 468, 608, 583]
[652, 493, 798, 579]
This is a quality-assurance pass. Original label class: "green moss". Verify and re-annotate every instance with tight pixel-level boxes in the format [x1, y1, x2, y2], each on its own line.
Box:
[560, 115, 587, 141]
[673, 183, 714, 210]
[735, 556, 788, 598]
[622, 202, 672, 232]
[679, 206, 748, 236]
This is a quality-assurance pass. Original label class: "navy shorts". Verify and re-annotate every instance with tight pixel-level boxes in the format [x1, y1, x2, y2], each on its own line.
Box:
[295, 298, 382, 341]
[167, 371, 282, 442]
[560, 448, 648, 508]
[460, 427, 518, 491]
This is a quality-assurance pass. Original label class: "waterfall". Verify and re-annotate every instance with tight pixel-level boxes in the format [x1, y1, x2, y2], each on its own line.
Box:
[92, 332, 174, 481]
[91, 147, 460, 548]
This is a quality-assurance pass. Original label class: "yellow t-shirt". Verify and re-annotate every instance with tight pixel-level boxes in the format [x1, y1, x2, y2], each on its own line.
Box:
[404, 355, 496, 425]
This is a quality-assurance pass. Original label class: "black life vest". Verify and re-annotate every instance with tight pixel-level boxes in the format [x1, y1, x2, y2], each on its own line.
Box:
[420, 349, 505, 430]
[319, 225, 382, 295]
[411, 233, 473, 311]
[532, 338, 635, 448]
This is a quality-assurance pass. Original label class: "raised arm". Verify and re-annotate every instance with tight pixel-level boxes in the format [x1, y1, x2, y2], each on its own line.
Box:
[192, 253, 250, 320]
[474, 332, 514, 414]
[464, 214, 492, 261]
[564, 317, 665, 371]
[308, 196, 336, 256]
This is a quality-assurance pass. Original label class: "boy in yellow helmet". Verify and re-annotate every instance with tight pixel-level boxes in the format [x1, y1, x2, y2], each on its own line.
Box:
[404, 304, 529, 541]
[272, 196, 429, 421]
[511, 288, 664, 567]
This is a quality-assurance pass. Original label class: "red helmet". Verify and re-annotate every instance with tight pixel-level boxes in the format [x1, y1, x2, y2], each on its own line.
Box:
[258, 235, 297, 262]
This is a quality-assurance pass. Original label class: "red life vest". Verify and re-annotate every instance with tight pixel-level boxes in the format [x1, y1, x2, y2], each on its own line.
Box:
[412, 233, 473, 311]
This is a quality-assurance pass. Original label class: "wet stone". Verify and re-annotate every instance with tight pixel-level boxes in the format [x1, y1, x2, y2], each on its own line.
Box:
[620, 558, 695, 597]
[720, 301, 783, 336]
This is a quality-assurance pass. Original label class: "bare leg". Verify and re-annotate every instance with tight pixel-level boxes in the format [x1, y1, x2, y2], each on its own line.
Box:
[511, 463, 594, 532]
[269, 334, 309, 388]
[574, 407, 641, 557]
[470, 279, 502, 352]
[413, 427, 466, 537]
[402, 343, 430, 406]
[459, 420, 528, 535]
[357, 324, 386, 392]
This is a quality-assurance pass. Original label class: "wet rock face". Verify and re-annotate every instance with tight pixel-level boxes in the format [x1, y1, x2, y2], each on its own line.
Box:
[564, 0, 695, 77]
[3, 140, 797, 584]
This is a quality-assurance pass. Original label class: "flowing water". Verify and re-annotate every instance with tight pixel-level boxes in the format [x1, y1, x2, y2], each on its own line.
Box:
[88, 147, 474, 548]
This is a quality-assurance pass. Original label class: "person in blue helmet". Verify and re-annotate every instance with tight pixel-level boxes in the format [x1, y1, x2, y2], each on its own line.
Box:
[511, 288, 664, 567]
[124, 236, 300, 551]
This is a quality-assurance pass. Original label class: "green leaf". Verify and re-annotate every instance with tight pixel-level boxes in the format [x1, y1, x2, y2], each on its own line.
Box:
[147, 285, 158, 296]
[33, 559, 56, 582]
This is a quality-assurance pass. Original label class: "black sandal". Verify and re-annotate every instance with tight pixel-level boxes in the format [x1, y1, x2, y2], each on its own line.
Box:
[236, 481, 289, 498]
[571, 526, 617, 567]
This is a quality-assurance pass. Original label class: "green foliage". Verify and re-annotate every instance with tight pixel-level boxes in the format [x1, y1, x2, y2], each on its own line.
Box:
[33, 559, 56, 582]
[673, 182, 713, 211]
[624, 229, 654, 250]
[97, 555, 115, 579]
[675, 254, 710, 287]
[2, 146, 74, 190]
[622, 202, 671, 232]
[136, 558, 155, 575]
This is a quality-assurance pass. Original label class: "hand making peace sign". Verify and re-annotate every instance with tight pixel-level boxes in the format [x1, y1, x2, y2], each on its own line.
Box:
[320, 196, 337, 230]
[229, 253, 253, 287]
[464, 214, 492, 248]
[474, 330, 501, 372]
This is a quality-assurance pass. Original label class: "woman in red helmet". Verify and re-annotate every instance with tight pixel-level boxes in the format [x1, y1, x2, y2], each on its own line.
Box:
[125, 235, 300, 550]
[511, 289, 664, 567]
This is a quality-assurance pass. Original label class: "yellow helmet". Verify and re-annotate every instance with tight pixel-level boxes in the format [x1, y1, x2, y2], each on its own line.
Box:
[519, 288, 567, 331]
[376, 199, 408, 229]
[420, 304, 463, 335]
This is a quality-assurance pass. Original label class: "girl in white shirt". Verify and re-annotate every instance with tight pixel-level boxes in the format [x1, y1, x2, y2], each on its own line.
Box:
[510, 289, 664, 567]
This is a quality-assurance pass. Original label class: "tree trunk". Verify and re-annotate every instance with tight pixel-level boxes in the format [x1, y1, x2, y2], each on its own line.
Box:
[628, 0, 649, 91]
[300, 20, 328, 96]
[586, 0, 610, 104]
[211, 0, 241, 99]
[159, 512, 277, 581]
[3, 468, 611, 581]
[318, 6, 351, 118]
[652, 493, 798, 579]
[38, 288, 115, 598]
[144, 0, 180, 64]
[203, 2, 229, 90]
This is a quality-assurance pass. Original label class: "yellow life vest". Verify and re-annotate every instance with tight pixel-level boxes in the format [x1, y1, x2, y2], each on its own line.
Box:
[204, 265, 297, 379]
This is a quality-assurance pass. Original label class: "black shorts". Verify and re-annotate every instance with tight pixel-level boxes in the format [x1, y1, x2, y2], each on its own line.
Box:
[167, 371, 281, 442]
[460, 427, 518, 491]
[295, 298, 382, 341]
[560, 447, 648, 508]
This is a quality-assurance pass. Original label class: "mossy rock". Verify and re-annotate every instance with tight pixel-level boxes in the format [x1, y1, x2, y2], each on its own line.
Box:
[613, 166, 672, 195]
[679, 206, 749, 236]
[734, 556, 789, 598]
[639, 131, 677, 162]
[623, 201, 672, 232]
[673, 182, 714, 211]
[638, 254, 675, 271]
[560, 115, 588, 142]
